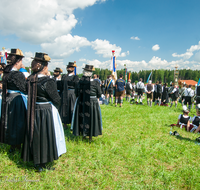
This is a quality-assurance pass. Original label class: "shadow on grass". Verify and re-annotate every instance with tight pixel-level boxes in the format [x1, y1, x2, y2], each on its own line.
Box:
[64, 127, 93, 144]
[175, 135, 197, 143]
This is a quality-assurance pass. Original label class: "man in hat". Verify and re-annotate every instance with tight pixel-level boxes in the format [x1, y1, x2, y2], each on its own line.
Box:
[184, 84, 194, 111]
[170, 85, 179, 108]
[105, 75, 115, 104]
[145, 80, 154, 107]
[180, 83, 187, 106]
[154, 81, 163, 106]
[115, 74, 125, 107]
[60, 62, 79, 128]
[53, 67, 63, 97]
[125, 79, 133, 102]
[136, 78, 145, 104]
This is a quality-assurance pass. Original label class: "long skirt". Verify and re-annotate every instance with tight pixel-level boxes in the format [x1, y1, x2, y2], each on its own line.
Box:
[60, 90, 76, 124]
[5, 93, 26, 145]
[22, 103, 66, 165]
[71, 98, 102, 137]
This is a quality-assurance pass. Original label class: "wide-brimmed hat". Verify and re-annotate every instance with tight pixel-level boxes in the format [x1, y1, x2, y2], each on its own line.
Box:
[83, 64, 95, 71]
[31, 52, 51, 62]
[183, 105, 189, 113]
[54, 67, 63, 73]
[8, 49, 24, 57]
[67, 62, 77, 68]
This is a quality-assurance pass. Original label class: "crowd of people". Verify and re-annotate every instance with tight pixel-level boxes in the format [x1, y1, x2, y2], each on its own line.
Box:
[0, 49, 102, 172]
[100, 75, 198, 112]
[0, 48, 200, 172]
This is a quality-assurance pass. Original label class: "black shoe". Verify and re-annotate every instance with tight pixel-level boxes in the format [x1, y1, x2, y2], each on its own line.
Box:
[115, 105, 117, 107]
[172, 131, 179, 136]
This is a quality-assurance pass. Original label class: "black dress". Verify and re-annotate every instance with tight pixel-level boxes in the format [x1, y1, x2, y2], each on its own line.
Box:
[0, 70, 27, 145]
[72, 77, 102, 137]
[60, 74, 79, 124]
[22, 76, 66, 165]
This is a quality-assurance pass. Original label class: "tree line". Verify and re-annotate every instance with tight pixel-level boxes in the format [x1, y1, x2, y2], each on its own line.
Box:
[25, 66, 200, 84]
[91, 68, 200, 84]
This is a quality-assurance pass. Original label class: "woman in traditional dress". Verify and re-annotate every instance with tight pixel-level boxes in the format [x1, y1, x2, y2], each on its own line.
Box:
[0, 49, 27, 153]
[60, 62, 79, 128]
[21, 52, 66, 172]
[71, 64, 102, 142]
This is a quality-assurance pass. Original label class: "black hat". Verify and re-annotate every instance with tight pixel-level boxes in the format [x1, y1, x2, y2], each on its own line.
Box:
[8, 49, 24, 57]
[31, 52, 51, 62]
[54, 67, 63, 73]
[83, 64, 95, 71]
[67, 62, 77, 68]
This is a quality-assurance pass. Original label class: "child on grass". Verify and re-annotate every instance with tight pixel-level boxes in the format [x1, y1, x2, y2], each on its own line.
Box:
[192, 104, 200, 133]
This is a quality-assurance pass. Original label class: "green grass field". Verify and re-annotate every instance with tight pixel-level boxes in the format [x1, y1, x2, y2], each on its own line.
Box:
[0, 100, 200, 189]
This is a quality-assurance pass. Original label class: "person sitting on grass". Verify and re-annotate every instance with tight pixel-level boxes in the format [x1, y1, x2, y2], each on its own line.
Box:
[176, 105, 191, 131]
[193, 104, 200, 133]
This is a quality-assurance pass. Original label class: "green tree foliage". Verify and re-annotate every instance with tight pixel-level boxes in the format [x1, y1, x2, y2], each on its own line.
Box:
[89, 68, 200, 84]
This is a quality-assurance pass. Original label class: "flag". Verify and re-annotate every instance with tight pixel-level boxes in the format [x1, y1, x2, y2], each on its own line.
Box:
[111, 55, 117, 80]
[128, 72, 131, 80]
[146, 72, 152, 83]
[198, 78, 200, 86]
[74, 61, 77, 75]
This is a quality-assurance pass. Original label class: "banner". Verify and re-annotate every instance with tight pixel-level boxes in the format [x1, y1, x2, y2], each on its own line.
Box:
[146, 72, 152, 83]
[110, 50, 117, 80]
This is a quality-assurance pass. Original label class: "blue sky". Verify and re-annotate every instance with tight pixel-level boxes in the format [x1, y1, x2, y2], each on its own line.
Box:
[1, 0, 200, 74]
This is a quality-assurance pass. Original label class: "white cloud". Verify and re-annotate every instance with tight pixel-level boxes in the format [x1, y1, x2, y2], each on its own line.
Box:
[152, 44, 160, 51]
[79, 58, 87, 62]
[23, 52, 34, 68]
[41, 34, 91, 58]
[40, 35, 129, 59]
[194, 51, 200, 62]
[172, 41, 200, 60]
[172, 52, 193, 59]
[91, 39, 129, 58]
[0, 0, 105, 44]
[130, 36, 140, 40]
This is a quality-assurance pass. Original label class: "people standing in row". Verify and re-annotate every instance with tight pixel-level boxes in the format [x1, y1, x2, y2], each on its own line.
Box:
[115, 74, 125, 107]
[146, 80, 154, 107]
[21, 52, 66, 172]
[136, 78, 145, 105]
[60, 62, 79, 128]
[0, 49, 27, 153]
